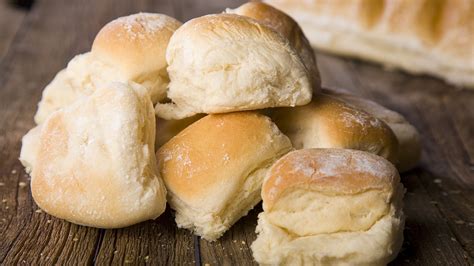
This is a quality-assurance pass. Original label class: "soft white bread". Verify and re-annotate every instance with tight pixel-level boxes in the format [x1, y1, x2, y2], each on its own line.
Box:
[265, 0, 474, 88]
[226, 2, 320, 89]
[155, 115, 204, 150]
[30, 82, 166, 228]
[157, 112, 292, 240]
[323, 88, 421, 172]
[252, 149, 405, 265]
[34, 13, 181, 124]
[155, 14, 312, 120]
[267, 92, 399, 164]
[19, 125, 42, 174]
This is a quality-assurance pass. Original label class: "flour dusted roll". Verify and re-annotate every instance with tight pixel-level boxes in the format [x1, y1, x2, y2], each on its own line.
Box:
[19, 125, 42, 174]
[252, 149, 405, 265]
[155, 14, 312, 120]
[30, 82, 166, 228]
[268, 92, 399, 164]
[35, 13, 181, 124]
[227, 2, 320, 89]
[91, 13, 181, 102]
[265, 0, 474, 88]
[323, 88, 421, 172]
[157, 112, 292, 240]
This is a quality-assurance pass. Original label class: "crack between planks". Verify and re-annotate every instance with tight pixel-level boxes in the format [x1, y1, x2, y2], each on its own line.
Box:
[91, 229, 105, 265]
[194, 235, 201, 266]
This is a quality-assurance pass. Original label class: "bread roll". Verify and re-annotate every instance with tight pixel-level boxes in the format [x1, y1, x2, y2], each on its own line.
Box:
[323, 88, 421, 172]
[226, 2, 320, 89]
[19, 125, 42, 174]
[157, 112, 292, 240]
[252, 148, 405, 265]
[265, 0, 474, 88]
[30, 82, 166, 228]
[155, 14, 312, 120]
[267, 92, 399, 164]
[34, 13, 181, 124]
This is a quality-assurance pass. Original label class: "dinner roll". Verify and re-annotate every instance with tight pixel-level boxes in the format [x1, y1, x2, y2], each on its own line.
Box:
[30, 82, 166, 228]
[92, 12, 182, 102]
[157, 112, 292, 240]
[34, 13, 181, 124]
[155, 14, 312, 120]
[227, 2, 320, 89]
[268, 92, 399, 164]
[323, 88, 421, 172]
[252, 149, 405, 265]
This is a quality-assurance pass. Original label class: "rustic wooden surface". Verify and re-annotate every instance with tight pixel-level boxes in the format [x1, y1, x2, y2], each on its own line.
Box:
[0, 0, 473, 265]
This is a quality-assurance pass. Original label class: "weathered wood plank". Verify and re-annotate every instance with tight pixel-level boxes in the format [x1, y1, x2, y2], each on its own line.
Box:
[0, 1, 27, 63]
[95, 209, 195, 265]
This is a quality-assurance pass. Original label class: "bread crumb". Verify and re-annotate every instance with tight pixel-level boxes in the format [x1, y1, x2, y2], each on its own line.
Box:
[2, 199, 6, 203]
[114, 250, 118, 254]
[0, 182, 5, 186]
[241, 241, 246, 245]
[455, 220, 465, 225]
[47, 220, 52, 224]
[35, 209, 43, 213]
[433, 179, 442, 184]
[73, 237, 79, 241]
[144, 255, 150, 262]
[204, 263, 211, 266]
[11, 170, 17, 174]
[18, 182, 27, 188]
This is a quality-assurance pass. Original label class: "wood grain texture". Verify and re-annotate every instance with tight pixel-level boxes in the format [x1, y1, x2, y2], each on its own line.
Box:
[0, 0, 473, 265]
[0, 1, 27, 63]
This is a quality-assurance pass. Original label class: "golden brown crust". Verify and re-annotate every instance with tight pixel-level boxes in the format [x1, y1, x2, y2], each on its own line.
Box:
[269, 92, 399, 164]
[322, 87, 421, 172]
[92, 13, 181, 77]
[157, 112, 292, 210]
[262, 148, 399, 211]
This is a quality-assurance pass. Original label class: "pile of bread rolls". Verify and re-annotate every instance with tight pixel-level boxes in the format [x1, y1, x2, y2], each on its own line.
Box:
[20, 2, 421, 265]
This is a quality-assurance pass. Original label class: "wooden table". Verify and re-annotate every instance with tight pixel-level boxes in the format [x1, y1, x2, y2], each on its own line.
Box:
[1, 0, 473, 265]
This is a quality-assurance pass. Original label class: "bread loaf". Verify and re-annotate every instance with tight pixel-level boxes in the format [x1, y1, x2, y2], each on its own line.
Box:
[265, 0, 474, 88]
